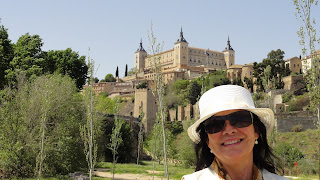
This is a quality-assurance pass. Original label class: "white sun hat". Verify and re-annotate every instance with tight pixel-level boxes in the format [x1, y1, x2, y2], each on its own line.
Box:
[188, 85, 275, 144]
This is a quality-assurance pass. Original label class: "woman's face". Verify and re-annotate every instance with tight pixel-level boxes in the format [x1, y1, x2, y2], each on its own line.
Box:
[206, 109, 259, 163]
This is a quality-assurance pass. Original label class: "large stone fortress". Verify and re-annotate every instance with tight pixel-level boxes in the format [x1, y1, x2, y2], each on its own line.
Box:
[134, 28, 235, 83]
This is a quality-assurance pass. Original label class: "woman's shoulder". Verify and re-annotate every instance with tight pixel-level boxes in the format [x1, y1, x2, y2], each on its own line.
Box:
[262, 169, 290, 180]
[181, 167, 220, 180]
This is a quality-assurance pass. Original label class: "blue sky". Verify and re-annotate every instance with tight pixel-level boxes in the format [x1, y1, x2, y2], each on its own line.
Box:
[1, 0, 319, 80]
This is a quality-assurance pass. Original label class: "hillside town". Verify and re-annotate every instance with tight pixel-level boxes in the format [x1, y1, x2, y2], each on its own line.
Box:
[84, 28, 320, 134]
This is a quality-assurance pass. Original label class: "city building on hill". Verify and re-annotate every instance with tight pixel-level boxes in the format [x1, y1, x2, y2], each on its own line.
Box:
[133, 28, 235, 84]
[301, 49, 320, 73]
[284, 56, 302, 74]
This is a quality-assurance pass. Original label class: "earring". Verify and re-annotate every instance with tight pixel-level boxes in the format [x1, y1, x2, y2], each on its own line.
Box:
[255, 139, 258, 145]
[210, 149, 213, 154]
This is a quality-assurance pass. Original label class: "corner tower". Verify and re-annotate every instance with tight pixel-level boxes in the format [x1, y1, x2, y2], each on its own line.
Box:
[134, 39, 147, 73]
[174, 27, 189, 67]
[222, 36, 235, 69]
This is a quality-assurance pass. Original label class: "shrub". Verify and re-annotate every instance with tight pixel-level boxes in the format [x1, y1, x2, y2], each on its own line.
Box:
[275, 143, 304, 167]
[291, 124, 303, 132]
[253, 92, 265, 101]
[175, 131, 195, 168]
[282, 93, 292, 103]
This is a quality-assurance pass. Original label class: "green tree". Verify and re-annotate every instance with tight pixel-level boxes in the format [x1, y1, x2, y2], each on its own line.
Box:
[294, 0, 320, 126]
[125, 64, 128, 77]
[147, 22, 169, 179]
[253, 49, 290, 91]
[244, 77, 254, 92]
[136, 81, 148, 89]
[96, 94, 117, 114]
[5, 33, 44, 82]
[187, 80, 201, 105]
[115, 66, 119, 77]
[105, 74, 116, 82]
[80, 54, 101, 180]
[275, 143, 304, 167]
[44, 48, 88, 89]
[0, 25, 14, 89]
[0, 74, 86, 178]
[108, 100, 124, 180]
[127, 67, 138, 76]
[232, 77, 244, 86]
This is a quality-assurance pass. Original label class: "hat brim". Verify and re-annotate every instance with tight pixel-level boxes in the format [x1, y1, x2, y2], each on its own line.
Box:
[187, 108, 275, 144]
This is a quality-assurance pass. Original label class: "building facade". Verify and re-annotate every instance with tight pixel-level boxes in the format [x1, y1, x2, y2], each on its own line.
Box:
[134, 28, 235, 84]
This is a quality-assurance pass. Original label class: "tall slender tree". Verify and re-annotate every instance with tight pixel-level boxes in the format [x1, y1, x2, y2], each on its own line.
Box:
[147, 22, 169, 180]
[115, 66, 119, 77]
[80, 49, 100, 180]
[0, 25, 14, 89]
[125, 64, 128, 77]
[294, 0, 320, 127]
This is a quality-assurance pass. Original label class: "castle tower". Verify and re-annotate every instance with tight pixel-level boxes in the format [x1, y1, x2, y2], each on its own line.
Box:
[134, 88, 157, 134]
[222, 36, 235, 69]
[174, 27, 189, 67]
[134, 39, 147, 73]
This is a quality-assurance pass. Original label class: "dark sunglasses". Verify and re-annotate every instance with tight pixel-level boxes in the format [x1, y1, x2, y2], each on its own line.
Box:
[204, 110, 254, 134]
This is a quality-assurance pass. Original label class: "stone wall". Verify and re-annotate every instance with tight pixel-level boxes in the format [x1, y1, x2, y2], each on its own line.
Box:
[276, 111, 318, 132]
[283, 75, 304, 91]
[168, 109, 177, 121]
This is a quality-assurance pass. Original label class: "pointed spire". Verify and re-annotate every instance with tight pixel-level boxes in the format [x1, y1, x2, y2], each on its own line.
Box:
[136, 38, 146, 52]
[176, 26, 187, 43]
[224, 36, 234, 51]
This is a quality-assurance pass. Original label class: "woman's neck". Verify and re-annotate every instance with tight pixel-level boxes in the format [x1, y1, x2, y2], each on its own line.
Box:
[217, 156, 254, 180]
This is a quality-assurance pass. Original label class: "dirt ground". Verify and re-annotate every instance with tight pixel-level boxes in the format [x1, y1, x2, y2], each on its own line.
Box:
[94, 171, 168, 180]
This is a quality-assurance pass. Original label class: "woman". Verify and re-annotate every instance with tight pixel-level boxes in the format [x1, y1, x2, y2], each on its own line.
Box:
[182, 85, 288, 180]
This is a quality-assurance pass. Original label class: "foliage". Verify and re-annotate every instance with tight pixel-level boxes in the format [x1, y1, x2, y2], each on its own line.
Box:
[0, 25, 88, 90]
[0, 74, 86, 178]
[96, 94, 117, 115]
[291, 124, 303, 132]
[275, 143, 304, 167]
[282, 92, 293, 103]
[136, 81, 148, 89]
[186, 80, 201, 105]
[103, 117, 133, 163]
[147, 21, 169, 179]
[243, 77, 254, 92]
[175, 131, 195, 168]
[125, 64, 128, 77]
[231, 77, 244, 86]
[252, 92, 266, 101]
[80, 55, 101, 180]
[115, 66, 119, 77]
[173, 79, 190, 93]
[253, 49, 290, 91]
[93, 77, 99, 83]
[0, 25, 14, 89]
[294, 0, 320, 124]
[44, 48, 88, 89]
[164, 121, 184, 136]
[109, 108, 124, 179]
[5, 33, 44, 83]
[204, 70, 230, 91]
[104, 74, 116, 82]
[145, 122, 175, 162]
[127, 67, 138, 76]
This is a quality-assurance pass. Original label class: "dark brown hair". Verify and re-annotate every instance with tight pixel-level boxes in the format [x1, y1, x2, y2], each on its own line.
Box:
[194, 112, 283, 174]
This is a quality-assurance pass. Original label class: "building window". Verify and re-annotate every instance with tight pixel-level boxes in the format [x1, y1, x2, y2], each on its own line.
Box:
[294, 64, 296, 67]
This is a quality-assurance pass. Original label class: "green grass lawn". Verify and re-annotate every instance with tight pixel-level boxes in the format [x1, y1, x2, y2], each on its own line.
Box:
[95, 160, 194, 180]
[286, 174, 319, 180]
